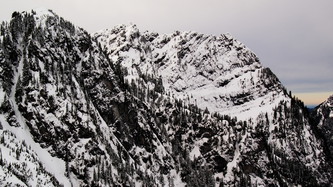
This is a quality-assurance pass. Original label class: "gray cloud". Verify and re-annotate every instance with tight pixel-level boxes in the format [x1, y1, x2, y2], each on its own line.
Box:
[1, 0, 332, 94]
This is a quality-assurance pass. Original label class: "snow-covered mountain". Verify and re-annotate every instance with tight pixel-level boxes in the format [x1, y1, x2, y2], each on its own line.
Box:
[311, 95, 333, 167]
[0, 9, 332, 186]
[93, 24, 287, 121]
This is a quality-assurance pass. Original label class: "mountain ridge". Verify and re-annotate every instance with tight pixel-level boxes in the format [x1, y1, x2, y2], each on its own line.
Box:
[94, 23, 289, 121]
[0, 9, 332, 186]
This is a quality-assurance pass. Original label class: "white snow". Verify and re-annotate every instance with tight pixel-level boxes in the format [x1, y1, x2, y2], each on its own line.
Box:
[189, 145, 201, 160]
[0, 15, 328, 186]
[224, 142, 240, 183]
[0, 114, 71, 186]
[168, 169, 186, 187]
[95, 26, 289, 124]
[33, 7, 55, 17]
[0, 87, 5, 106]
[330, 111, 333, 118]
[2, 41, 71, 186]
[31, 7, 56, 29]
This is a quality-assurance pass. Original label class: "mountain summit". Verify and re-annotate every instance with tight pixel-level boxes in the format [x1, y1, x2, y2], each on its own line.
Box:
[0, 9, 332, 186]
[94, 24, 287, 121]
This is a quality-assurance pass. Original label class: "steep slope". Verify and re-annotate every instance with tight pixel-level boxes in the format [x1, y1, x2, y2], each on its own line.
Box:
[94, 24, 288, 121]
[0, 9, 170, 186]
[93, 24, 333, 186]
[311, 95, 333, 165]
[0, 9, 332, 186]
[0, 9, 223, 186]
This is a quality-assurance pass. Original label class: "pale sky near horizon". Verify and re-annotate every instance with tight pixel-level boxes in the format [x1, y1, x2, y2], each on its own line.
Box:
[0, 0, 332, 105]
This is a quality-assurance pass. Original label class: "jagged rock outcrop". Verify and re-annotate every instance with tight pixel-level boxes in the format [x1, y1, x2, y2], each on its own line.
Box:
[0, 9, 332, 186]
[94, 24, 287, 121]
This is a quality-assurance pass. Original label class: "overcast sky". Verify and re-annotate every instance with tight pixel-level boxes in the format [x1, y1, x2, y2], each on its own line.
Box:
[1, 0, 332, 105]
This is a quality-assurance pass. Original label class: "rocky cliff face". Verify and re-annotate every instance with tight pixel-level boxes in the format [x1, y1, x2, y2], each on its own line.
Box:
[0, 9, 332, 186]
[94, 24, 287, 121]
[311, 95, 333, 167]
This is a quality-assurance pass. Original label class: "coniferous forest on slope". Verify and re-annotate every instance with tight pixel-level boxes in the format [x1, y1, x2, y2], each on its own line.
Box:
[0, 9, 332, 186]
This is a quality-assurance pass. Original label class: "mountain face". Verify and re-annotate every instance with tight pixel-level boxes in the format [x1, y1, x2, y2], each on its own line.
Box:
[0, 9, 332, 186]
[93, 25, 287, 121]
[311, 95, 333, 166]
